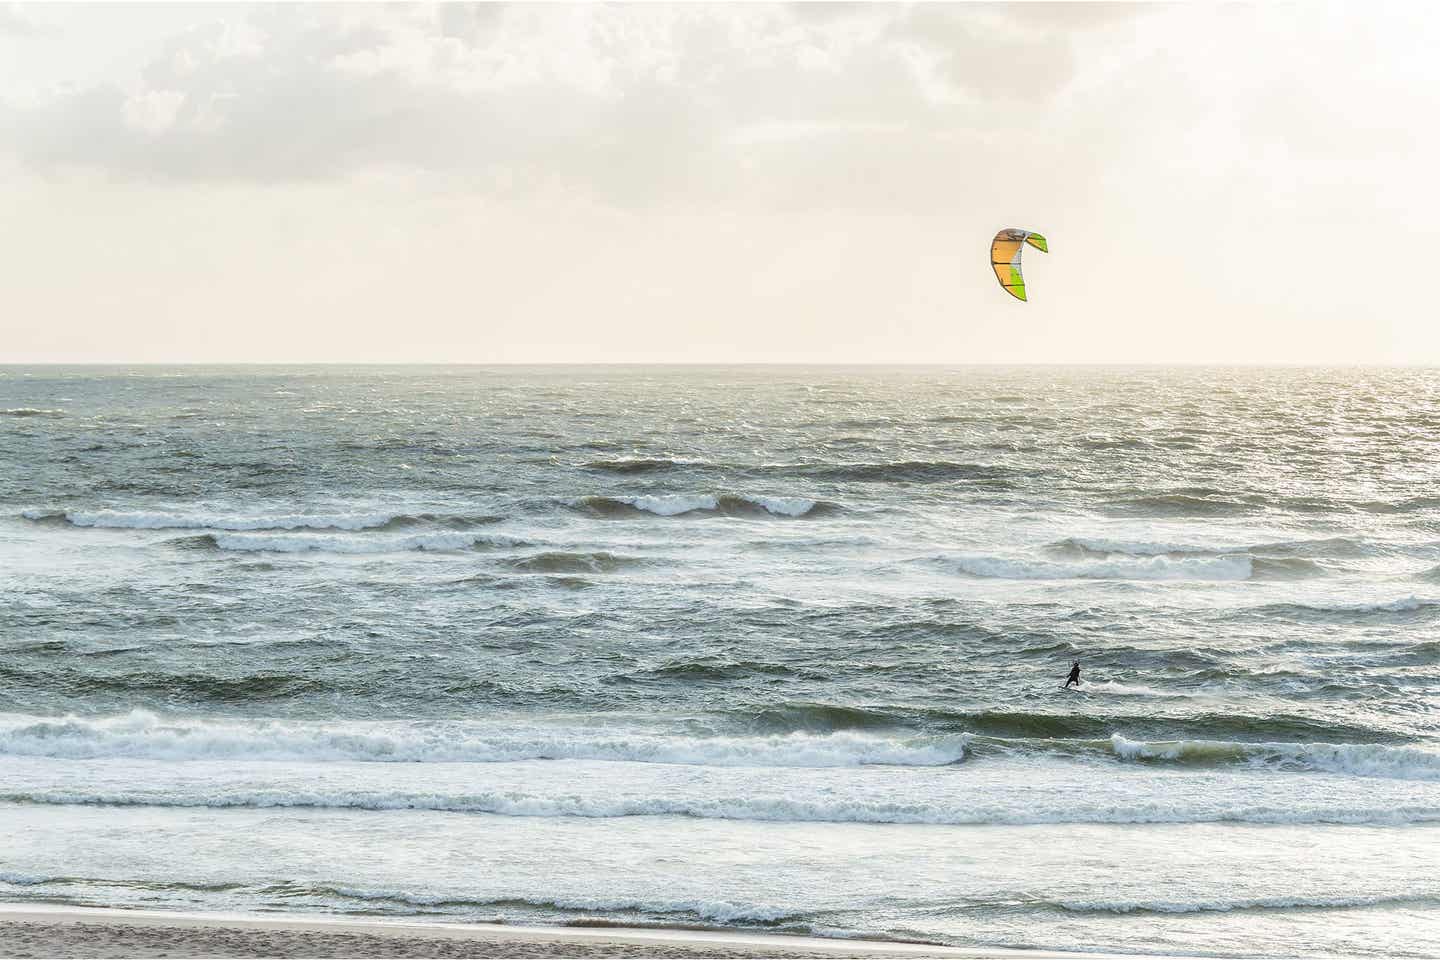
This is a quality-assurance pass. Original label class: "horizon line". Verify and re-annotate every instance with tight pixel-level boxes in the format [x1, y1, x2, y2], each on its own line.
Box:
[3, 361, 1438, 369]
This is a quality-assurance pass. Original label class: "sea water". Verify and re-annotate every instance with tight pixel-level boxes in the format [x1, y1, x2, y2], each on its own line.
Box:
[1, 366, 1438, 957]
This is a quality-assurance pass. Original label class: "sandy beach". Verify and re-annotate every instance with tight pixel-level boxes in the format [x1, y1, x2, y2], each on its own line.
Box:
[0, 905, 1156, 959]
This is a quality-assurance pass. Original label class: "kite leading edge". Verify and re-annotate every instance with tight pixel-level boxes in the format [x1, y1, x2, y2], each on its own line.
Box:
[991, 228, 1049, 301]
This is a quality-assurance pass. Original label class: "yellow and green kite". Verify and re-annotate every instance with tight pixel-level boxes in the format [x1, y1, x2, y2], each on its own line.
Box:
[990, 228, 1048, 301]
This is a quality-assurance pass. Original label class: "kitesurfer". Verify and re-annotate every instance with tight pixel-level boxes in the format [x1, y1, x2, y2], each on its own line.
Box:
[1064, 660, 1081, 688]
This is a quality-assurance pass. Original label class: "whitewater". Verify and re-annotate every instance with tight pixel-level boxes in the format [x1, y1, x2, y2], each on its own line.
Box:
[2, 365, 1439, 958]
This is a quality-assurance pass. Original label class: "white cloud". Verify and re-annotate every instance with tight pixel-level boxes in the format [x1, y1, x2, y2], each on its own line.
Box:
[122, 88, 185, 134]
[0, 2, 44, 36]
[1, 3, 1125, 207]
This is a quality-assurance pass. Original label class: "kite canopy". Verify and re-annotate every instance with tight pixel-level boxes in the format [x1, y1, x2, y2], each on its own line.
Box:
[990, 228, 1049, 301]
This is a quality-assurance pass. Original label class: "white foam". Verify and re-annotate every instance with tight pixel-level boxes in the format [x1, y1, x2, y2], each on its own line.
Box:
[1080, 681, 1181, 698]
[624, 495, 719, 516]
[0, 711, 968, 768]
[748, 495, 818, 517]
[944, 554, 1253, 581]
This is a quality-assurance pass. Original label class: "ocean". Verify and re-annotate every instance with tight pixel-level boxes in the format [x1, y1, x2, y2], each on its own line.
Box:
[2, 365, 1438, 958]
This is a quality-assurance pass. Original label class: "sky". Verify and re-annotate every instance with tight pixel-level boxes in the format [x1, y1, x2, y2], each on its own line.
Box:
[1, 1, 1437, 364]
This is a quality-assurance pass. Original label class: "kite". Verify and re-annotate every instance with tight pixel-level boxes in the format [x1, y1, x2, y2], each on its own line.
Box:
[990, 228, 1049, 301]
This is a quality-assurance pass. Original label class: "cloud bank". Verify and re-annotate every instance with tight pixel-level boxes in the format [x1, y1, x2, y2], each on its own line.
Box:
[0, 3, 1436, 363]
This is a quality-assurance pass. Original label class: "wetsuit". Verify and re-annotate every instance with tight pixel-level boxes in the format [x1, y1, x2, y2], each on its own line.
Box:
[1064, 664, 1081, 688]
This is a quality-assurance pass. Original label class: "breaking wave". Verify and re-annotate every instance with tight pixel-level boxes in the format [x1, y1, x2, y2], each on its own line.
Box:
[9, 705, 1403, 776]
[0, 712, 968, 768]
[1105, 734, 1440, 780]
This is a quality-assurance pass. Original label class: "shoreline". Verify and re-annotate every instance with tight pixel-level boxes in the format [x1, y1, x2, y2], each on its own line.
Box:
[0, 904, 1174, 959]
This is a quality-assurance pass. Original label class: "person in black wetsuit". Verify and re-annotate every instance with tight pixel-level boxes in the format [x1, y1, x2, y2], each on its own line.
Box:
[1064, 660, 1081, 688]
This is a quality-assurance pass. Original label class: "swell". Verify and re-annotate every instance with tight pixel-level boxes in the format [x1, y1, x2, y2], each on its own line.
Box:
[930, 553, 1258, 581]
[581, 458, 1021, 486]
[745, 702, 1399, 745]
[582, 458, 711, 475]
[1101, 488, 1342, 518]
[757, 461, 1019, 486]
[506, 551, 651, 574]
[168, 531, 523, 554]
[572, 494, 832, 519]
[21, 508, 502, 532]
[930, 551, 1326, 581]
[1246, 597, 1440, 620]
[1049, 535, 1380, 561]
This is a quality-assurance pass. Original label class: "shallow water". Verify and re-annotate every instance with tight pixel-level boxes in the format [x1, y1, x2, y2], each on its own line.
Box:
[2, 366, 1438, 957]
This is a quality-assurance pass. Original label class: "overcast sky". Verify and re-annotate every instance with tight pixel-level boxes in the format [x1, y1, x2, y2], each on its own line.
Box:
[2, 2, 1436, 363]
